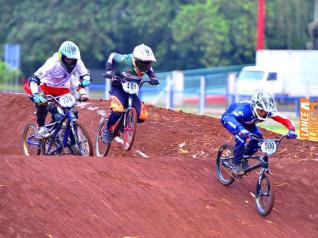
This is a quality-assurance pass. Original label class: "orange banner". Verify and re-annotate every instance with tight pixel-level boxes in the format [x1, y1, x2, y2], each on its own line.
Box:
[299, 98, 318, 141]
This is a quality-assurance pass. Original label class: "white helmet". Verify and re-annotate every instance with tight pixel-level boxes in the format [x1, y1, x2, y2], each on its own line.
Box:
[132, 44, 156, 73]
[58, 41, 81, 72]
[250, 90, 277, 121]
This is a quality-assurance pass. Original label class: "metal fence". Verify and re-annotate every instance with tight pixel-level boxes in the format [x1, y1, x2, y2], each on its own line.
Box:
[88, 65, 246, 115]
[0, 64, 308, 118]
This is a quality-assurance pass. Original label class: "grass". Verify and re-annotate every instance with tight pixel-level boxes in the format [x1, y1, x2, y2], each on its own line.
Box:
[0, 83, 22, 92]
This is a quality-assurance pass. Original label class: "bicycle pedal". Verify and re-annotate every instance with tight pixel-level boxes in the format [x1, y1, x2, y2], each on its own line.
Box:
[267, 169, 274, 175]
[234, 175, 243, 181]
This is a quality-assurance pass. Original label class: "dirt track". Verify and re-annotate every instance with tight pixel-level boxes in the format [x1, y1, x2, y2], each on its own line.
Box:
[0, 93, 318, 238]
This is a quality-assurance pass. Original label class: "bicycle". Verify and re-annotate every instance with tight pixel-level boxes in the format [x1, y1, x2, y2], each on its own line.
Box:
[95, 74, 153, 157]
[22, 93, 93, 156]
[216, 134, 288, 216]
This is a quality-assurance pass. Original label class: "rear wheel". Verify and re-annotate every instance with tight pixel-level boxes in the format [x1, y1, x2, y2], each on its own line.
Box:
[73, 121, 93, 156]
[96, 118, 112, 157]
[122, 108, 137, 151]
[22, 123, 41, 156]
[255, 172, 275, 216]
[216, 144, 235, 186]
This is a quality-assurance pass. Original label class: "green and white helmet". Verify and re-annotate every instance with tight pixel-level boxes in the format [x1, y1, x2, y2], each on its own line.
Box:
[132, 44, 156, 73]
[250, 90, 277, 120]
[58, 41, 80, 72]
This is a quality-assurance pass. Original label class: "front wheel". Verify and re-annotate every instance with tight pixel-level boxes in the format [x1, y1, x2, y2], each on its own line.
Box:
[96, 118, 112, 157]
[122, 108, 137, 151]
[73, 121, 93, 156]
[255, 171, 275, 216]
[22, 123, 41, 156]
[216, 144, 235, 186]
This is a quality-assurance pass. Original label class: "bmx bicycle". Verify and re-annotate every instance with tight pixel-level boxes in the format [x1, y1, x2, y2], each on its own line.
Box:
[95, 74, 153, 157]
[22, 93, 93, 156]
[216, 134, 288, 216]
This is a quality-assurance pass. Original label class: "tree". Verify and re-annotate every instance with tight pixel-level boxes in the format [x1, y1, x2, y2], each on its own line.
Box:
[170, 0, 256, 69]
[0, 0, 315, 73]
[0, 61, 20, 83]
[266, 0, 315, 49]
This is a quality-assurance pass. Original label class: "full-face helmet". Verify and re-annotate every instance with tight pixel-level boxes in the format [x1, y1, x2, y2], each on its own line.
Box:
[58, 41, 80, 73]
[132, 44, 156, 73]
[250, 90, 277, 120]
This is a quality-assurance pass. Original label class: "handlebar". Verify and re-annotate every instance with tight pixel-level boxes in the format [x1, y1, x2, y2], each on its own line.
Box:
[102, 73, 153, 87]
[249, 133, 289, 154]
[249, 133, 288, 143]
[102, 73, 125, 82]
[44, 94, 81, 109]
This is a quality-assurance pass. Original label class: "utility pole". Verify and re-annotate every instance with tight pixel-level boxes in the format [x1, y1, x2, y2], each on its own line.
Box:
[315, 0, 318, 21]
[256, 0, 265, 50]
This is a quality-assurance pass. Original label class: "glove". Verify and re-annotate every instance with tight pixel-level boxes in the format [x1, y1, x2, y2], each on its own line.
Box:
[237, 129, 250, 140]
[150, 77, 159, 85]
[33, 93, 47, 105]
[82, 79, 91, 87]
[103, 71, 113, 79]
[287, 129, 297, 139]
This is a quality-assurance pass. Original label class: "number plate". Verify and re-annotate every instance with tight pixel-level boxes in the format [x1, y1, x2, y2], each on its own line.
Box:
[59, 94, 76, 108]
[122, 81, 139, 94]
[260, 140, 277, 155]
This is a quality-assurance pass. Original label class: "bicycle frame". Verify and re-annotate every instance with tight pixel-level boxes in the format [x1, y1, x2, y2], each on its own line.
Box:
[42, 95, 79, 154]
[242, 155, 268, 173]
[109, 78, 151, 135]
[240, 134, 287, 175]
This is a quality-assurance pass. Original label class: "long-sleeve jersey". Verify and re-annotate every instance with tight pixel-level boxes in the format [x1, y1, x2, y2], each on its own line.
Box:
[221, 101, 295, 134]
[32, 53, 89, 90]
[106, 52, 156, 88]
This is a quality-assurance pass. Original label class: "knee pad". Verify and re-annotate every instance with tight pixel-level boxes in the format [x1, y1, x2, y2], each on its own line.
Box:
[138, 102, 149, 121]
[110, 95, 125, 112]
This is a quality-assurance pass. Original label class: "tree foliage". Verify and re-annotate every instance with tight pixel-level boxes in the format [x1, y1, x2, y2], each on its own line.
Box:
[0, 0, 314, 75]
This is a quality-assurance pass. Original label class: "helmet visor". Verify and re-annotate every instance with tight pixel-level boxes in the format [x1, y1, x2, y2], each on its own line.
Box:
[135, 59, 152, 73]
[62, 55, 77, 72]
[256, 108, 268, 120]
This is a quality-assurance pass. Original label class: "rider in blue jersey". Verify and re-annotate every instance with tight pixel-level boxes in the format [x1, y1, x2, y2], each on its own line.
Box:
[220, 91, 297, 175]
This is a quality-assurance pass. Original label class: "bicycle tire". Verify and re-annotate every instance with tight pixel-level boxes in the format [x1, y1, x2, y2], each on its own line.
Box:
[96, 118, 112, 157]
[216, 144, 235, 186]
[122, 107, 137, 151]
[255, 172, 275, 216]
[73, 121, 93, 156]
[22, 123, 41, 156]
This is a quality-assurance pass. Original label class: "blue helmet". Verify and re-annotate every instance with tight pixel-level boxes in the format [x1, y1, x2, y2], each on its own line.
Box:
[58, 41, 80, 73]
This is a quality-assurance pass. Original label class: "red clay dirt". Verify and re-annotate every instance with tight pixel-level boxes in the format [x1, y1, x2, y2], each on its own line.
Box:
[0, 92, 318, 238]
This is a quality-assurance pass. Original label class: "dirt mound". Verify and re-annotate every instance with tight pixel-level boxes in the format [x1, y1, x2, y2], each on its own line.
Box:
[0, 93, 318, 237]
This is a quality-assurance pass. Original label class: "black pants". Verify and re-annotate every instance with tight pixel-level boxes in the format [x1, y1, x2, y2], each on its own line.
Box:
[35, 103, 62, 127]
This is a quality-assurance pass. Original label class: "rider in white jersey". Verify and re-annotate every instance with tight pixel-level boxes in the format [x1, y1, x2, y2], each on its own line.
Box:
[24, 41, 91, 138]
[33, 52, 89, 89]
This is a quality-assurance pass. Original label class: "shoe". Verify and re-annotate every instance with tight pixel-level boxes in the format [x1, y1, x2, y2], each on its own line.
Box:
[103, 129, 112, 144]
[231, 164, 244, 176]
[241, 159, 249, 170]
[36, 126, 50, 139]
